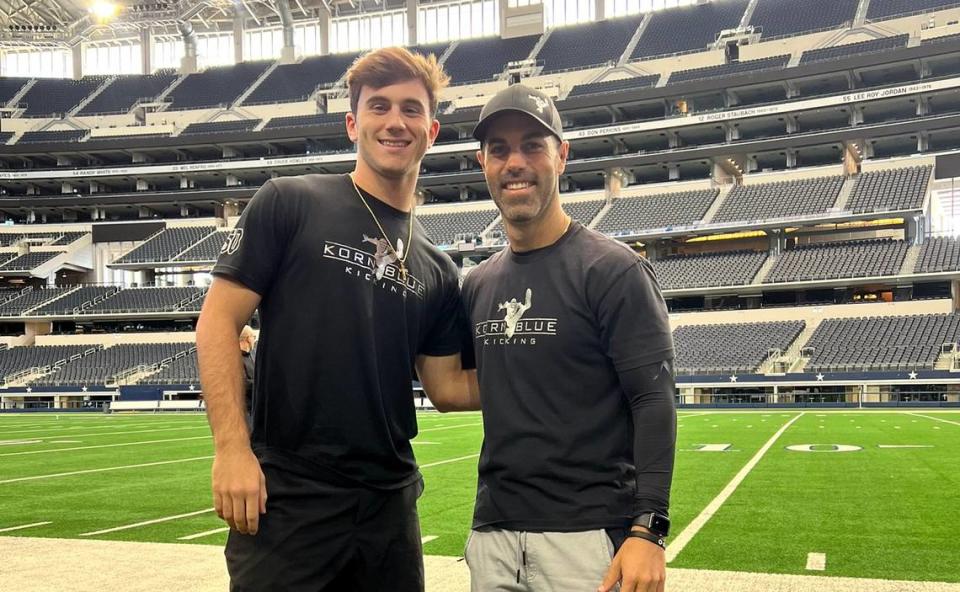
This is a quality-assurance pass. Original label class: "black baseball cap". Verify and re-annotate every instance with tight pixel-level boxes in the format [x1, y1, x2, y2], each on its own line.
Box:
[472, 84, 564, 143]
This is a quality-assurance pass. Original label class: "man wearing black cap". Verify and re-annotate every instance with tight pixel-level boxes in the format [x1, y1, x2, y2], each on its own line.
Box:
[461, 84, 677, 592]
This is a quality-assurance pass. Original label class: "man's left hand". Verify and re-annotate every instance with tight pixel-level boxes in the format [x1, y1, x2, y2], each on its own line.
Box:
[596, 536, 666, 592]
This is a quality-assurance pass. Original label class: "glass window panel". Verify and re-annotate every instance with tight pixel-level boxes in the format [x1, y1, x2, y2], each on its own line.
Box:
[484, 0, 496, 34]
[449, 5, 460, 40]
[437, 7, 448, 41]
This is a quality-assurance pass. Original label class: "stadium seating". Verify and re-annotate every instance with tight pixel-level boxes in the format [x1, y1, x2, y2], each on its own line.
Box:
[631, 0, 749, 60]
[487, 199, 605, 238]
[712, 176, 844, 223]
[174, 231, 230, 262]
[33, 342, 194, 386]
[867, 0, 960, 21]
[0, 344, 99, 382]
[180, 119, 261, 135]
[749, 0, 859, 38]
[567, 75, 660, 98]
[113, 226, 216, 265]
[166, 61, 271, 110]
[443, 35, 539, 84]
[845, 166, 932, 213]
[0, 252, 58, 270]
[51, 232, 88, 245]
[806, 313, 960, 371]
[0, 286, 78, 316]
[673, 320, 805, 374]
[0, 132, 13, 144]
[262, 112, 347, 130]
[79, 287, 205, 314]
[799, 35, 909, 65]
[595, 189, 718, 235]
[0, 77, 31, 105]
[538, 15, 644, 73]
[140, 349, 199, 385]
[764, 238, 909, 283]
[76, 71, 178, 115]
[18, 130, 88, 144]
[915, 237, 960, 273]
[653, 250, 768, 289]
[418, 209, 498, 245]
[243, 52, 359, 105]
[19, 76, 107, 117]
[28, 286, 118, 316]
[668, 55, 790, 84]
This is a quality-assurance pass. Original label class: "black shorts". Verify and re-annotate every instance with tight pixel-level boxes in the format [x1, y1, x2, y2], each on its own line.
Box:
[225, 463, 424, 592]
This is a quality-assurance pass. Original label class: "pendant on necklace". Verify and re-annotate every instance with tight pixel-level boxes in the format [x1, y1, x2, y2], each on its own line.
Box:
[399, 262, 408, 283]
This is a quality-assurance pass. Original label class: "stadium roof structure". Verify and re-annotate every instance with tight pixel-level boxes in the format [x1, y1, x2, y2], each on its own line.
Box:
[0, 0, 358, 46]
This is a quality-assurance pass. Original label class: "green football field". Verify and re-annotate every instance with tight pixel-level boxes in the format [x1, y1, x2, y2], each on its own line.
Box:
[1, 410, 958, 583]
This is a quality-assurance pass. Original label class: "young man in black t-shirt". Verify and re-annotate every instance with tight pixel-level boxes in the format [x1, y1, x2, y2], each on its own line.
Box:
[462, 85, 677, 592]
[197, 47, 479, 592]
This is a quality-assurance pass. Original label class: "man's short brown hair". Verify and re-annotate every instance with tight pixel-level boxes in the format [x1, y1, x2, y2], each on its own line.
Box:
[346, 46, 450, 117]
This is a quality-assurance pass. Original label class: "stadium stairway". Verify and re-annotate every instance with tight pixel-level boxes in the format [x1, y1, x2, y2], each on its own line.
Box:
[232, 61, 282, 110]
[69, 76, 116, 117]
[619, 14, 653, 66]
[833, 175, 857, 211]
[854, 0, 873, 26]
[19, 285, 84, 315]
[5, 79, 35, 109]
[900, 242, 922, 275]
[750, 252, 779, 284]
[588, 200, 614, 230]
[700, 184, 734, 225]
[783, 318, 823, 373]
[739, 0, 761, 30]
[934, 349, 954, 370]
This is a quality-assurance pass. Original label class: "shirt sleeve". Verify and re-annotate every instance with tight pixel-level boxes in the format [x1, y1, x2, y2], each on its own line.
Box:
[211, 180, 291, 296]
[418, 257, 471, 358]
[619, 359, 677, 517]
[595, 257, 675, 372]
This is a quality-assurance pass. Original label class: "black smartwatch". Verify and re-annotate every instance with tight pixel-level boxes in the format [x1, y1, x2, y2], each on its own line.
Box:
[632, 512, 670, 537]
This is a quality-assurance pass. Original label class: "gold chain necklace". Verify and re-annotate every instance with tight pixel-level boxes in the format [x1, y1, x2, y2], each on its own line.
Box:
[349, 174, 414, 282]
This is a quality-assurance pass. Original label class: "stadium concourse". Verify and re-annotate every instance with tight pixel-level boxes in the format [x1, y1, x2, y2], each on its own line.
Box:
[3, 0, 960, 589]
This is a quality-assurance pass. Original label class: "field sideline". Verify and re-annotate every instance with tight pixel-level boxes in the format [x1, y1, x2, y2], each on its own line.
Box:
[1, 410, 958, 590]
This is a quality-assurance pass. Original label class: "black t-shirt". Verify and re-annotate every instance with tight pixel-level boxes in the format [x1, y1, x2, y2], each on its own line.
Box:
[462, 221, 674, 530]
[213, 173, 464, 489]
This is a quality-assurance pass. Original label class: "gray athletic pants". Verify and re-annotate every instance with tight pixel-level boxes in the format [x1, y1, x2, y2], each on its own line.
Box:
[464, 528, 620, 591]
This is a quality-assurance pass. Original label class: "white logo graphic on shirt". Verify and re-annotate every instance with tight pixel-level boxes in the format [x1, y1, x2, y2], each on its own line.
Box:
[498, 288, 532, 338]
[528, 95, 548, 114]
[221, 228, 243, 255]
[363, 234, 404, 280]
[321, 239, 425, 299]
[474, 288, 558, 346]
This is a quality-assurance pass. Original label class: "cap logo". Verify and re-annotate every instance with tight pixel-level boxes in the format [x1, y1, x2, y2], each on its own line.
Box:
[528, 94, 548, 114]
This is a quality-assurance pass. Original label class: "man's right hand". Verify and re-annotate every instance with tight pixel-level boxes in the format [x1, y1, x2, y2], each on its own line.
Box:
[212, 447, 267, 535]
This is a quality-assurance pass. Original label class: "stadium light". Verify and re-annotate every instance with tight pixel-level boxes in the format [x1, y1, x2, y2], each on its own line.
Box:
[89, 1, 120, 21]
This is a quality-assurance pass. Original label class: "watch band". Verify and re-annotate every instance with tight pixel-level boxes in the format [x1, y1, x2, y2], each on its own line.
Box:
[625, 530, 666, 549]
[632, 512, 670, 537]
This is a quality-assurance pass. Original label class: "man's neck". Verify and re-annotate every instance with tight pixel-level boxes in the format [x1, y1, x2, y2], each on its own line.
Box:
[351, 161, 417, 213]
[506, 202, 571, 253]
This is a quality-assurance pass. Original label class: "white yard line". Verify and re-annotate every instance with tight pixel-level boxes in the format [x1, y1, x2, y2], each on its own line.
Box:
[80, 509, 215, 537]
[418, 423, 482, 433]
[0, 425, 209, 440]
[665, 413, 804, 563]
[177, 527, 230, 541]
[0, 521, 51, 533]
[908, 413, 960, 427]
[420, 454, 480, 469]
[0, 421, 206, 437]
[0, 455, 213, 485]
[0, 435, 211, 457]
[421, 535, 438, 544]
[0, 439, 42, 446]
[877, 445, 933, 449]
